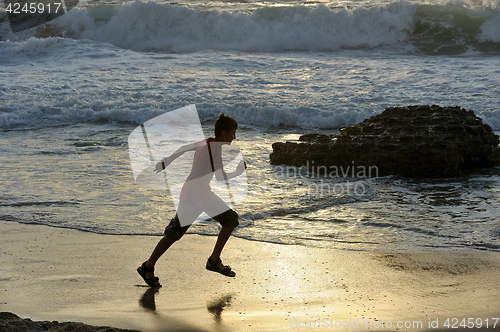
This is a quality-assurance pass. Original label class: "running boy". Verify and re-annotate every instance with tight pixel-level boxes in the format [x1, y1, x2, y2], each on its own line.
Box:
[137, 113, 247, 287]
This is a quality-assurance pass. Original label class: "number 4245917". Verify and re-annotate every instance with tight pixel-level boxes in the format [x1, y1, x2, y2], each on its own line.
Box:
[6, 2, 62, 14]
[444, 318, 498, 329]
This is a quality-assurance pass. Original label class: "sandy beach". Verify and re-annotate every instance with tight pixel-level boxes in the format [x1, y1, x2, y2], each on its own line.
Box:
[1, 220, 499, 331]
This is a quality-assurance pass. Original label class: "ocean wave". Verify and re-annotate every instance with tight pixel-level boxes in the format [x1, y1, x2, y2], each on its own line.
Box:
[411, 1, 500, 54]
[0, 104, 162, 129]
[211, 104, 375, 129]
[0, 100, 374, 130]
[48, 1, 414, 52]
[0, 86, 498, 131]
[479, 9, 500, 43]
[2, 0, 497, 54]
[476, 110, 500, 132]
[0, 87, 499, 131]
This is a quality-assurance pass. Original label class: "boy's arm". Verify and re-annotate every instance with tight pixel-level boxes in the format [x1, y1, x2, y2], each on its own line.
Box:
[214, 160, 247, 181]
[210, 141, 247, 181]
[154, 141, 202, 173]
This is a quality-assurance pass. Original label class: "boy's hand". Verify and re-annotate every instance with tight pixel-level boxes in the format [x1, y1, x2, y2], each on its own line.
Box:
[236, 160, 247, 175]
[154, 158, 171, 173]
[154, 161, 165, 173]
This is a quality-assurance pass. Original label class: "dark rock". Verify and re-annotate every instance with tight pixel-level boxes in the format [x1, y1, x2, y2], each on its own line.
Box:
[270, 105, 500, 178]
[0, 312, 141, 332]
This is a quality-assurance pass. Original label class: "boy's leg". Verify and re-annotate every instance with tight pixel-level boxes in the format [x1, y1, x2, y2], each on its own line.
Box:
[210, 222, 237, 264]
[207, 200, 239, 271]
[145, 236, 175, 270]
[141, 236, 176, 286]
[139, 213, 192, 286]
[147, 200, 201, 268]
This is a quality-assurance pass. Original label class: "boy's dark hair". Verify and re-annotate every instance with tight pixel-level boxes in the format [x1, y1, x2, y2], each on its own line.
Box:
[214, 113, 238, 137]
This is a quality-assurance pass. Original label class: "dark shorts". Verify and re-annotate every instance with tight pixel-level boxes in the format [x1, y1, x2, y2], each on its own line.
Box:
[164, 208, 239, 241]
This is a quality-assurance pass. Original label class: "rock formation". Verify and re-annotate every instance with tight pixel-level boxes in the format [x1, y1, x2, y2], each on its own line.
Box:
[0, 312, 140, 332]
[270, 105, 500, 178]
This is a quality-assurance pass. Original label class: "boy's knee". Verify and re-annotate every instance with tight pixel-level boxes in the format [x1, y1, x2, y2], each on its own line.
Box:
[222, 210, 239, 228]
[164, 229, 184, 242]
[164, 215, 190, 241]
[224, 222, 238, 230]
[230, 210, 239, 226]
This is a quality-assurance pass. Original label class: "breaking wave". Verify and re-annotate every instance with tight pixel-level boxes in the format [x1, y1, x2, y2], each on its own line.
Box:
[2, 0, 499, 54]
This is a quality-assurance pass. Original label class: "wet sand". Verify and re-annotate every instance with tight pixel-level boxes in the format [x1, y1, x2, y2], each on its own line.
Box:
[1, 220, 499, 331]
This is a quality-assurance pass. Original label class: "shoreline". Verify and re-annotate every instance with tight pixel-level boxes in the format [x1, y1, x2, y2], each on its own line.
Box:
[1, 220, 499, 331]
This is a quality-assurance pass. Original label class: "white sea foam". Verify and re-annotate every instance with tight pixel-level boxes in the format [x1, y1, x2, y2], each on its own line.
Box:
[0, 0, 491, 54]
[1, 0, 499, 53]
[0, 99, 372, 130]
[50, 1, 417, 52]
[479, 8, 500, 43]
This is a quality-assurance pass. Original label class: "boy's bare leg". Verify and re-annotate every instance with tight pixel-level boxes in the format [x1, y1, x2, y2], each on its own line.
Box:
[144, 236, 175, 279]
[210, 224, 236, 269]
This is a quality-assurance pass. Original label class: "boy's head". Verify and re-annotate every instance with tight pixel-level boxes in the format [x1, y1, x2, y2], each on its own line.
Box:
[214, 113, 238, 138]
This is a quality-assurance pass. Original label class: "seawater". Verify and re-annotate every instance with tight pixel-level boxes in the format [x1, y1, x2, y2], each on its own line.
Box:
[0, 0, 499, 251]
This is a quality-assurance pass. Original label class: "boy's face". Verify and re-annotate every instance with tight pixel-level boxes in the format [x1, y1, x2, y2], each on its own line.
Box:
[219, 128, 237, 144]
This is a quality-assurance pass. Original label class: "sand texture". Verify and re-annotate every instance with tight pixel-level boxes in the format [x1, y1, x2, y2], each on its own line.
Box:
[1, 220, 499, 331]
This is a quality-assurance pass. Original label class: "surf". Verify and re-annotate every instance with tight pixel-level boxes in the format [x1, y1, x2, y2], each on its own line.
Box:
[2, 0, 499, 54]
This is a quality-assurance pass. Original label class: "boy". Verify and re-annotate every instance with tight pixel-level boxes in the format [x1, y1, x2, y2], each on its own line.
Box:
[137, 113, 247, 287]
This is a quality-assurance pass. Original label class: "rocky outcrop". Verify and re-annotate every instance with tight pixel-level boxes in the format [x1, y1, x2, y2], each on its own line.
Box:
[270, 105, 500, 178]
[0, 312, 140, 332]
